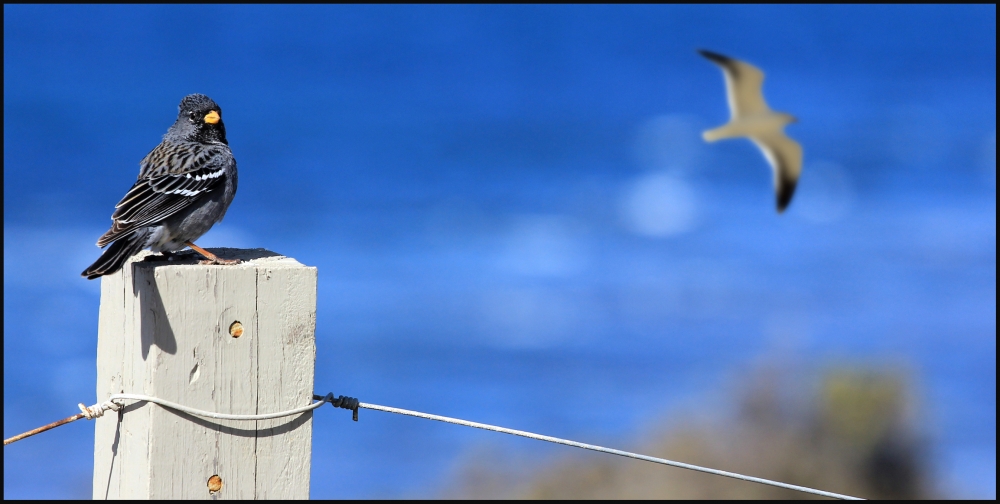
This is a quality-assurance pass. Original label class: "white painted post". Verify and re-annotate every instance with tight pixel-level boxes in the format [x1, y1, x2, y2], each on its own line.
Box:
[93, 249, 317, 500]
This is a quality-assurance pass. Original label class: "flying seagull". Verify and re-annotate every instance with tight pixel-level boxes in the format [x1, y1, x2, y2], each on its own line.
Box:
[698, 49, 802, 212]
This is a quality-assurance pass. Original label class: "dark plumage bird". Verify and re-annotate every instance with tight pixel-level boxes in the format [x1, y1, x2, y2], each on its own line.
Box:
[82, 94, 240, 279]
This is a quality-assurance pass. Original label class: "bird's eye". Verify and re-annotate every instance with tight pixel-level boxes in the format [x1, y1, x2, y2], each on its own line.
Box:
[188, 111, 197, 122]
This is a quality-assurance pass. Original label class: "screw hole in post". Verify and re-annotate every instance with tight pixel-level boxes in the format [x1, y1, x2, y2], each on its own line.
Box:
[229, 321, 243, 338]
[208, 474, 223, 493]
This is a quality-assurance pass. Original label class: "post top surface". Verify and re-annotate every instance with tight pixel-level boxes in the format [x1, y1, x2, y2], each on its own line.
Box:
[129, 248, 312, 271]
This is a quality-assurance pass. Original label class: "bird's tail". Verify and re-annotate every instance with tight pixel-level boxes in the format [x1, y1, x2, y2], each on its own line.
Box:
[82, 231, 149, 280]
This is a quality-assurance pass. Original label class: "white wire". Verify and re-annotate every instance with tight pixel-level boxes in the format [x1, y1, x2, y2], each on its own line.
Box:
[359, 402, 864, 500]
[84, 394, 863, 500]
[102, 393, 326, 421]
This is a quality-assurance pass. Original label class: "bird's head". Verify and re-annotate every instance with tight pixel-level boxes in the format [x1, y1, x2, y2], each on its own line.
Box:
[170, 94, 227, 144]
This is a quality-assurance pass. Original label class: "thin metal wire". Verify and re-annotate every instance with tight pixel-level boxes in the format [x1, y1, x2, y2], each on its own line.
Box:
[4, 393, 863, 500]
[3, 412, 87, 446]
[357, 402, 864, 500]
[106, 393, 327, 421]
[3, 394, 327, 446]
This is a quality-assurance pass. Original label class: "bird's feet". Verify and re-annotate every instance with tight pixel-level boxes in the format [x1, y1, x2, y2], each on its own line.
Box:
[198, 257, 243, 266]
[186, 241, 242, 266]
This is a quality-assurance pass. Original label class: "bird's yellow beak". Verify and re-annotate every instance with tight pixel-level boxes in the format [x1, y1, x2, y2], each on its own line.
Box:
[203, 110, 221, 124]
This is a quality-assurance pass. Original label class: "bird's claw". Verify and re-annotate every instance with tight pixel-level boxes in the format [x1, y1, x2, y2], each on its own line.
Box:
[199, 258, 242, 265]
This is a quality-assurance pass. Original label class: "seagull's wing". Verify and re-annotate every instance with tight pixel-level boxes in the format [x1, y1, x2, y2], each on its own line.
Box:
[751, 131, 802, 212]
[698, 50, 770, 120]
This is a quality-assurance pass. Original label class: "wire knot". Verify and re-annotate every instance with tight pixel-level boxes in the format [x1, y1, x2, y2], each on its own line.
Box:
[314, 393, 360, 421]
[78, 399, 121, 420]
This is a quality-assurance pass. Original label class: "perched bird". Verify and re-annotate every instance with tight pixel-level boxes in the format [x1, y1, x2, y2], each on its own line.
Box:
[698, 49, 803, 212]
[82, 94, 240, 279]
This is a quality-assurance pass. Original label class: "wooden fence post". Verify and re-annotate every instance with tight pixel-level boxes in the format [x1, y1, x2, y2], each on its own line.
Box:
[92, 249, 317, 499]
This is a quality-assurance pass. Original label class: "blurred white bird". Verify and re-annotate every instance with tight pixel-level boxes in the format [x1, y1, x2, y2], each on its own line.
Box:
[699, 49, 802, 212]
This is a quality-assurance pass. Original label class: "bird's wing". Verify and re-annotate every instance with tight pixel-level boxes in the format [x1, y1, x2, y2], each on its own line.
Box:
[96, 142, 231, 247]
[751, 131, 803, 212]
[698, 50, 770, 120]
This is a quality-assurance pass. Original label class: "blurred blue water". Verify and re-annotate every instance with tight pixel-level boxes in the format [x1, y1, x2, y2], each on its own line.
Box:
[4, 5, 995, 499]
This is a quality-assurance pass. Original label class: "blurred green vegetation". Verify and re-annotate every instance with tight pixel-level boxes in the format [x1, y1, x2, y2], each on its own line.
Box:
[441, 366, 932, 499]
